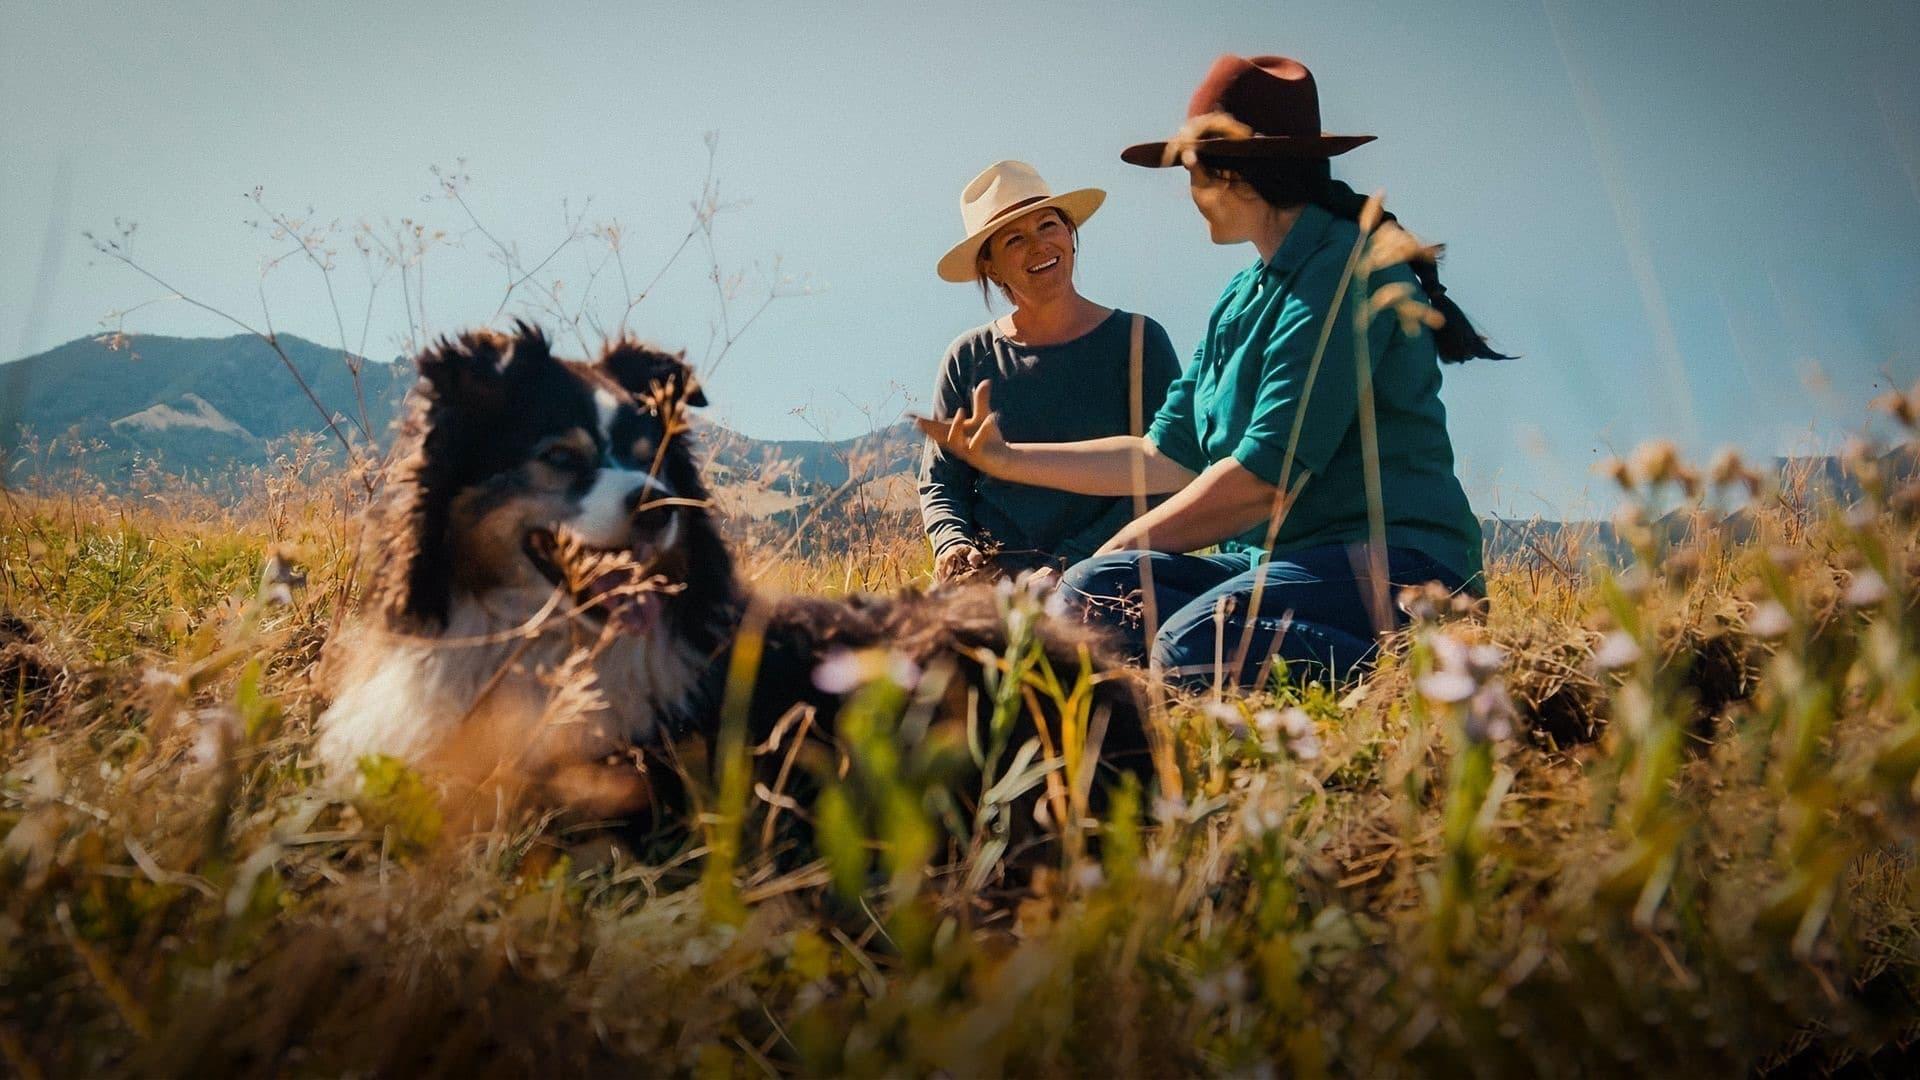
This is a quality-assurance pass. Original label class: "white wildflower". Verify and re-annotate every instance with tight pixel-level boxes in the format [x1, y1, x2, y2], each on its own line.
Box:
[1417, 671, 1476, 705]
[1142, 847, 1180, 885]
[1844, 569, 1889, 608]
[1465, 680, 1519, 743]
[1289, 729, 1323, 761]
[1466, 644, 1507, 681]
[1253, 707, 1318, 758]
[1747, 601, 1793, 640]
[1070, 862, 1106, 892]
[811, 648, 919, 694]
[811, 649, 866, 694]
[1043, 588, 1072, 620]
[1152, 795, 1190, 825]
[1594, 631, 1642, 672]
[1193, 965, 1248, 1009]
[1202, 700, 1248, 740]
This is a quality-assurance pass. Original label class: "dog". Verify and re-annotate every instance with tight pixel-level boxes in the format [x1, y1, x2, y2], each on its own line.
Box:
[314, 322, 1153, 830]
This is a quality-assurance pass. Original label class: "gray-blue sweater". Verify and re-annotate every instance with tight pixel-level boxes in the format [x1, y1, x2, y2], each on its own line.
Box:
[918, 309, 1181, 568]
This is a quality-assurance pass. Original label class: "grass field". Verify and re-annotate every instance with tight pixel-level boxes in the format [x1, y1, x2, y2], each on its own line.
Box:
[3, 403, 1919, 1077]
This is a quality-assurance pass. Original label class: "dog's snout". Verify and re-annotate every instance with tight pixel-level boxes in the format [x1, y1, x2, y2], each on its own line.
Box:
[626, 477, 679, 537]
[569, 470, 676, 549]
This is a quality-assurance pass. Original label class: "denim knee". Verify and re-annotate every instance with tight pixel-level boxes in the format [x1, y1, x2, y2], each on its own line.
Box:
[1059, 552, 1144, 602]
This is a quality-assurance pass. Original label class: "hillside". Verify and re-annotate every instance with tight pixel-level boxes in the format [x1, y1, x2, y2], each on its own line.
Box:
[5, 334, 1904, 566]
[0, 334, 916, 496]
[0, 333, 412, 479]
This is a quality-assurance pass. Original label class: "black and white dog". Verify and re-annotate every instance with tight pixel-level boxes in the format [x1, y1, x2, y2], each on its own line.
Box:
[315, 323, 1151, 822]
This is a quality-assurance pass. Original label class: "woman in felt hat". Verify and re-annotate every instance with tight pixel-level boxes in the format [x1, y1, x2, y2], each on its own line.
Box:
[918, 160, 1182, 583]
[919, 56, 1507, 686]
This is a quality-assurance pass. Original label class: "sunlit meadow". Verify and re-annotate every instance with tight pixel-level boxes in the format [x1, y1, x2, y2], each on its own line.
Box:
[4, 160, 1919, 1076]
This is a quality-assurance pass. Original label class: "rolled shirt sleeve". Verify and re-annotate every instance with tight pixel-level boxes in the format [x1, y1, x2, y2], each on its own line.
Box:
[1145, 343, 1208, 476]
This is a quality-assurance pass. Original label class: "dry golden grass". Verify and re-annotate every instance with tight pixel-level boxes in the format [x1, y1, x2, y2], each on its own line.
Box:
[3, 412, 1920, 1076]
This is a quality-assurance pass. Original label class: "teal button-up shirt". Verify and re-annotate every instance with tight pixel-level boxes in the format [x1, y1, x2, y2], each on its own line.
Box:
[1146, 203, 1484, 585]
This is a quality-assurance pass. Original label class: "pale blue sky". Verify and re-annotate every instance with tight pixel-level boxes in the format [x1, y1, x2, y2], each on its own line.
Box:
[4, 0, 1917, 516]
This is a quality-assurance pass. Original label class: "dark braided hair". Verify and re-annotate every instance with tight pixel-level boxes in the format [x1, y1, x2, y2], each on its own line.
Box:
[1196, 157, 1512, 363]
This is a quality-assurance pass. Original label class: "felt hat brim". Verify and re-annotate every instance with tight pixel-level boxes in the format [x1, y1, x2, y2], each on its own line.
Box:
[1120, 133, 1375, 168]
[936, 188, 1106, 283]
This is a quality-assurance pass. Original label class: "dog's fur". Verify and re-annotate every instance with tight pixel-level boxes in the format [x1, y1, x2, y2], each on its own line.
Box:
[315, 322, 1151, 824]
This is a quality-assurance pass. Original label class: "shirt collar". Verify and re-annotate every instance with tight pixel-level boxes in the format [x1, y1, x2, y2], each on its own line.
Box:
[1261, 202, 1335, 278]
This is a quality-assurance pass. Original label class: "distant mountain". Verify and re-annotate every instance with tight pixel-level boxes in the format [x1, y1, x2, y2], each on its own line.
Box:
[0, 333, 914, 494]
[1, 333, 412, 480]
[5, 334, 1908, 569]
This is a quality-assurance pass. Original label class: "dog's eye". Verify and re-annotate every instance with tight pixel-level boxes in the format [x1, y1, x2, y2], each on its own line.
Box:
[538, 445, 591, 472]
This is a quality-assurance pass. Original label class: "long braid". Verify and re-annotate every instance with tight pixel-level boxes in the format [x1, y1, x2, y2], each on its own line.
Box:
[1313, 180, 1512, 363]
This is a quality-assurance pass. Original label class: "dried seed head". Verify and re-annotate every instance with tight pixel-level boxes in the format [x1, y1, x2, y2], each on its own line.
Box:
[1363, 224, 1442, 272]
[1630, 440, 1682, 487]
[1842, 438, 1880, 485]
[1163, 111, 1257, 167]
[1675, 464, 1704, 500]
[1708, 448, 1747, 488]
[1871, 387, 1917, 429]
[259, 548, 307, 606]
[1598, 457, 1634, 491]
[1358, 190, 1386, 234]
[1397, 581, 1450, 623]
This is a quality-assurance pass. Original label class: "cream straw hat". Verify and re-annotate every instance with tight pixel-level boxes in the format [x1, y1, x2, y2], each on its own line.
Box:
[936, 160, 1105, 283]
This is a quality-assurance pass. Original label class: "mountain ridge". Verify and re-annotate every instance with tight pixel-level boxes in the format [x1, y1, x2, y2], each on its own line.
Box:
[6, 334, 1904, 567]
[1, 333, 915, 490]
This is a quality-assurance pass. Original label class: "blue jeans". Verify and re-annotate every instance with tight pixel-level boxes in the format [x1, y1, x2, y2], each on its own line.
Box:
[1059, 543, 1468, 689]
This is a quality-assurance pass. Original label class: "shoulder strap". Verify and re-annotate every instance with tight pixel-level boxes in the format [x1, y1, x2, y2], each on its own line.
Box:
[1127, 312, 1145, 438]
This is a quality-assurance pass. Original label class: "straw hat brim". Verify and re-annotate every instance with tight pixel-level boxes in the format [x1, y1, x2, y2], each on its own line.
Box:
[936, 188, 1106, 283]
[1120, 133, 1374, 167]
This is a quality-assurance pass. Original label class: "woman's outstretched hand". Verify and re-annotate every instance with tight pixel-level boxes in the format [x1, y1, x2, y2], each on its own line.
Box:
[914, 381, 1010, 474]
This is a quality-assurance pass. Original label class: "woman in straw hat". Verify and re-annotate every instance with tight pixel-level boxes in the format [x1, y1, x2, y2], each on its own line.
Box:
[919, 56, 1508, 687]
[919, 160, 1181, 583]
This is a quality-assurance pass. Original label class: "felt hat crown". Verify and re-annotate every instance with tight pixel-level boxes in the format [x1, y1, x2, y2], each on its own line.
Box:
[1121, 54, 1375, 167]
[936, 160, 1105, 283]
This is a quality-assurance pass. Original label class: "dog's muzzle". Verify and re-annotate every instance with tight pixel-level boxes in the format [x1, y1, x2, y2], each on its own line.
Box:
[523, 469, 686, 634]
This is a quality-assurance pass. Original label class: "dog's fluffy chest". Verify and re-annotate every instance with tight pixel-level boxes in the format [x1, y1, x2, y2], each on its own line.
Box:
[314, 589, 707, 783]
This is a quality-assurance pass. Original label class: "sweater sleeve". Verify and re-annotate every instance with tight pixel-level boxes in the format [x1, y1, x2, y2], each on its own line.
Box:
[917, 341, 981, 557]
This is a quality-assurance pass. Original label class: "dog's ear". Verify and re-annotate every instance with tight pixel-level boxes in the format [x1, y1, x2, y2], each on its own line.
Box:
[598, 340, 707, 409]
[415, 322, 553, 407]
[371, 325, 545, 630]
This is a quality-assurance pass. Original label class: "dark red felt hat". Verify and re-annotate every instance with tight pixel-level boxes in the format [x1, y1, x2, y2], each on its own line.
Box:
[1121, 54, 1375, 167]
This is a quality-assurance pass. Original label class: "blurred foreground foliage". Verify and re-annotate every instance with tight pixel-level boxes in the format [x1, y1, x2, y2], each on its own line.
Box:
[4, 403, 1920, 1077]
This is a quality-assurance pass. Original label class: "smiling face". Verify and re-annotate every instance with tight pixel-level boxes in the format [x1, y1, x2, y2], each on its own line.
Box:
[978, 206, 1077, 308]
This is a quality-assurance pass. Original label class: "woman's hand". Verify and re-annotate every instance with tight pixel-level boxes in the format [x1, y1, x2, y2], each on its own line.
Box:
[914, 381, 1010, 475]
[935, 543, 989, 583]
